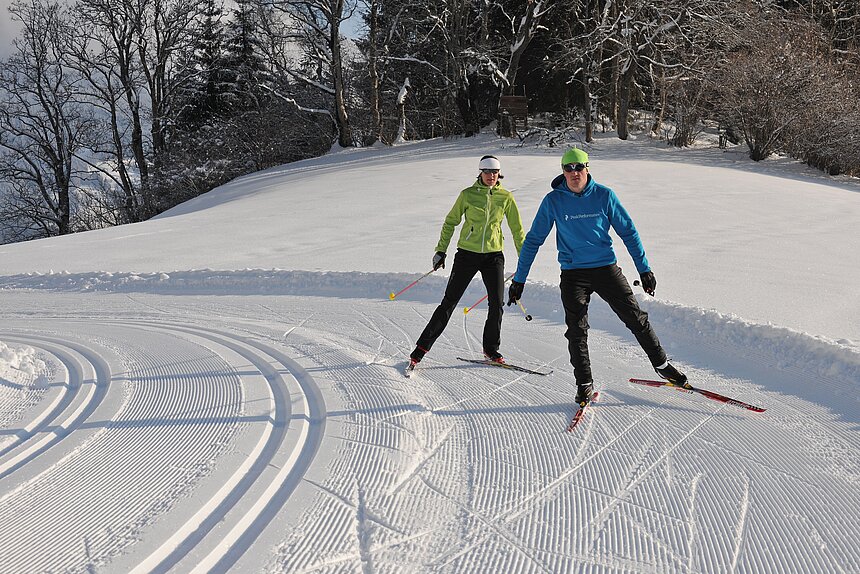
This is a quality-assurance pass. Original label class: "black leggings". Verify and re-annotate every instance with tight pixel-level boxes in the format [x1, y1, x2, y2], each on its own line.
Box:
[560, 264, 667, 385]
[416, 249, 506, 354]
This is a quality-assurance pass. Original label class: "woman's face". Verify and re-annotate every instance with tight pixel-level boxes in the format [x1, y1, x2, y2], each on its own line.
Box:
[480, 169, 500, 186]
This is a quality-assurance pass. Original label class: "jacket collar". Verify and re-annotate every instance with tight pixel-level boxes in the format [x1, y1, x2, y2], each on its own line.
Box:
[551, 173, 594, 196]
[472, 179, 503, 193]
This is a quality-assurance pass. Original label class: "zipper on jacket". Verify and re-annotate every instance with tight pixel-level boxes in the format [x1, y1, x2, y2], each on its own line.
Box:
[482, 189, 491, 253]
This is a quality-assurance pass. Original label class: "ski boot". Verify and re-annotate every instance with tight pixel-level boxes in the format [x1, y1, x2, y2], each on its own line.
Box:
[575, 383, 594, 406]
[655, 362, 691, 389]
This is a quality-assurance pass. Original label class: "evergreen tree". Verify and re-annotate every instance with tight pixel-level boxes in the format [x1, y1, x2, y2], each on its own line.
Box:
[221, 0, 270, 114]
[176, 0, 228, 126]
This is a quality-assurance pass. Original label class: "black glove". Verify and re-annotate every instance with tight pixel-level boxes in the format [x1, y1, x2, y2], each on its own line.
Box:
[432, 252, 446, 270]
[640, 271, 657, 296]
[507, 280, 524, 306]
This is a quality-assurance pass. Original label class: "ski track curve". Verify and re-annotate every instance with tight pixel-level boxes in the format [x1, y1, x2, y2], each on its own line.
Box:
[0, 315, 325, 574]
[0, 334, 109, 482]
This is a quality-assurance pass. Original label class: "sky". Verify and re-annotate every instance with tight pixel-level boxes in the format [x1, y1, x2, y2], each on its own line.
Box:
[0, 3, 19, 58]
[0, 130, 858, 573]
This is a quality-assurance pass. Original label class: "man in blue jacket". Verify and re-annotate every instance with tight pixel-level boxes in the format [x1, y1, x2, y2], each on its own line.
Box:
[508, 148, 689, 405]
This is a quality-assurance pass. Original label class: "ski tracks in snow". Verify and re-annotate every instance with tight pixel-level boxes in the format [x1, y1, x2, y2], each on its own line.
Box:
[267, 297, 860, 574]
[0, 308, 325, 573]
[1, 293, 859, 573]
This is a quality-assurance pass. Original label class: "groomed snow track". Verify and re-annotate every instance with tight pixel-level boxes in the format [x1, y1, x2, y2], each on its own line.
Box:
[0, 292, 858, 573]
[0, 317, 325, 574]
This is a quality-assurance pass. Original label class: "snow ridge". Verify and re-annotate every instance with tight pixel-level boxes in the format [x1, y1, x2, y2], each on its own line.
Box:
[2, 269, 857, 386]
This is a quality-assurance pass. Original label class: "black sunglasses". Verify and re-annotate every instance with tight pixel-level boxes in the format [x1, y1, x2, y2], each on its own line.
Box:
[563, 163, 588, 173]
[481, 169, 500, 174]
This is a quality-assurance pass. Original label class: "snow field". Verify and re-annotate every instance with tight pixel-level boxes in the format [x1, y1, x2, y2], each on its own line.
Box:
[0, 284, 857, 572]
[256, 294, 857, 574]
[0, 133, 858, 572]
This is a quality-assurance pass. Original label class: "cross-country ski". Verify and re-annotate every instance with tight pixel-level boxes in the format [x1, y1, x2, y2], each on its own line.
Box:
[456, 357, 552, 376]
[566, 391, 600, 432]
[629, 378, 766, 412]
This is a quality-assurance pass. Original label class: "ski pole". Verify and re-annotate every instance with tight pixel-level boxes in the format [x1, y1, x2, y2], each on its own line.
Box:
[516, 299, 533, 321]
[463, 273, 515, 314]
[389, 269, 435, 300]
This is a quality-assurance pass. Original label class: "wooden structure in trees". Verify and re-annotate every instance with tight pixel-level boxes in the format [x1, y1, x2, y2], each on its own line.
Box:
[499, 95, 529, 136]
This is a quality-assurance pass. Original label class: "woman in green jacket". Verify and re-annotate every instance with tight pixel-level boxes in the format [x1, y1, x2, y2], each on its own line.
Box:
[407, 155, 525, 374]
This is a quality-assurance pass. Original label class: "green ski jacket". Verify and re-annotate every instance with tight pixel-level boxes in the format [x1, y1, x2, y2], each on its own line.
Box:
[435, 180, 525, 255]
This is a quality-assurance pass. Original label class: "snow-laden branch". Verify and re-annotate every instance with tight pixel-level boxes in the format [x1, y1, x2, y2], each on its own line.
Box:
[258, 84, 334, 118]
[276, 67, 336, 95]
[379, 55, 452, 85]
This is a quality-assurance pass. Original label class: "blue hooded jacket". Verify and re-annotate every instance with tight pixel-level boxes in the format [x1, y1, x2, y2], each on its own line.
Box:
[513, 173, 650, 283]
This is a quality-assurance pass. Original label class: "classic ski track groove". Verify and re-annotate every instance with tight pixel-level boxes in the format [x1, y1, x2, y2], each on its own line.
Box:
[0, 334, 108, 482]
[0, 340, 70, 457]
[122, 320, 326, 574]
[0, 319, 325, 574]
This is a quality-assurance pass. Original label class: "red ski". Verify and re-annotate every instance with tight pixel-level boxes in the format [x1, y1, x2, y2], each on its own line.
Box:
[566, 392, 599, 432]
[628, 378, 766, 413]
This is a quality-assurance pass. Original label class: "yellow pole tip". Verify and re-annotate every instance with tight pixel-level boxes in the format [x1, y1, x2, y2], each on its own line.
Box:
[463, 307, 469, 314]
[389, 293, 396, 300]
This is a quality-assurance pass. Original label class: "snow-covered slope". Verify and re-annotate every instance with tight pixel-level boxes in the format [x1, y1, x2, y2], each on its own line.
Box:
[0, 134, 858, 573]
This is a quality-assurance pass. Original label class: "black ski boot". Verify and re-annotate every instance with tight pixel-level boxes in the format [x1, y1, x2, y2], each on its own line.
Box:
[655, 362, 691, 389]
[575, 383, 594, 406]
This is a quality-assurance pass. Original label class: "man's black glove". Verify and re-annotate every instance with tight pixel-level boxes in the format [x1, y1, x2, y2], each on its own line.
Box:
[507, 280, 525, 306]
[640, 271, 657, 296]
[432, 252, 446, 270]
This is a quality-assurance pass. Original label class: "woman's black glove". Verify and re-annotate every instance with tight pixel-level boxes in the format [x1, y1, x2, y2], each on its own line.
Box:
[432, 252, 446, 270]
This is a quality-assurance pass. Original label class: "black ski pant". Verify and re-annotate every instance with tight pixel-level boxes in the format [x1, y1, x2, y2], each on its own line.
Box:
[560, 264, 667, 386]
[416, 249, 506, 355]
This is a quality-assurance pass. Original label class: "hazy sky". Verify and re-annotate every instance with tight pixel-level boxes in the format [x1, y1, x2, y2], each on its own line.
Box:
[1, 2, 22, 59]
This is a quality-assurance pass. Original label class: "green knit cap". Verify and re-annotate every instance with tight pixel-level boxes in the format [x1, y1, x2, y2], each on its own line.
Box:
[561, 148, 589, 165]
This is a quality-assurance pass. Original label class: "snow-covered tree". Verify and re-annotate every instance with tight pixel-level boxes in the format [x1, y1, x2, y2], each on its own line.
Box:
[69, 0, 206, 217]
[221, 0, 271, 113]
[0, 0, 93, 239]
[174, 0, 229, 125]
[269, 0, 356, 147]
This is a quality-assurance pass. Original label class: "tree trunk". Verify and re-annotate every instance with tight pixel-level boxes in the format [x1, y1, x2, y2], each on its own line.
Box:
[503, 0, 542, 96]
[585, 10, 604, 143]
[456, 83, 480, 137]
[617, 56, 634, 140]
[650, 66, 667, 136]
[583, 65, 594, 143]
[367, 0, 383, 144]
[329, 3, 353, 147]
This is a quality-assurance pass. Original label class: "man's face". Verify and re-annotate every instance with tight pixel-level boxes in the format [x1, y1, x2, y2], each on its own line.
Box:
[563, 163, 589, 192]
